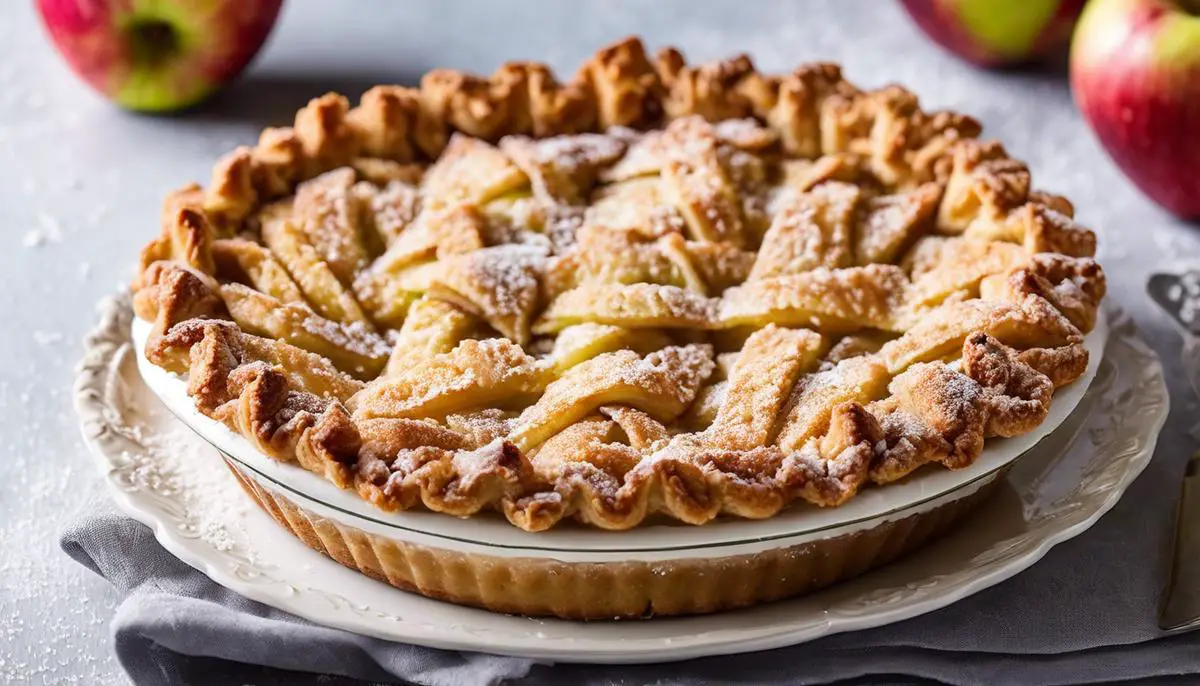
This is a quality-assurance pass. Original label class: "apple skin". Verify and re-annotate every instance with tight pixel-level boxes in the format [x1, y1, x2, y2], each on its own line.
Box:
[900, 0, 1087, 67]
[36, 0, 284, 112]
[1071, 0, 1200, 219]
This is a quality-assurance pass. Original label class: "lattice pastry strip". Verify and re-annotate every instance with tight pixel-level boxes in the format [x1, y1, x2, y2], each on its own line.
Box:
[351, 204, 488, 327]
[499, 133, 626, 204]
[905, 237, 1029, 308]
[752, 181, 942, 282]
[659, 116, 748, 247]
[546, 229, 728, 297]
[421, 135, 529, 208]
[424, 244, 546, 344]
[698, 325, 825, 451]
[535, 282, 716, 333]
[684, 240, 756, 292]
[211, 238, 306, 305]
[719, 265, 910, 333]
[547, 323, 673, 372]
[585, 176, 686, 238]
[259, 213, 374, 327]
[680, 379, 727, 431]
[855, 182, 943, 265]
[358, 177, 422, 248]
[507, 344, 715, 452]
[363, 203, 488, 276]
[751, 182, 861, 279]
[290, 168, 375, 286]
[349, 337, 549, 420]
[776, 154, 864, 195]
[351, 260, 441, 330]
[218, 283, 389, 379]
[880, 294, 1079, 375]
[382, 298, 479, 378]
[773, 355, 891, 452]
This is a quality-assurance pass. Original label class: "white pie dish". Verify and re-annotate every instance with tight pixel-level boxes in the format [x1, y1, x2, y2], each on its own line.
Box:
[120, 309, 1109, 618]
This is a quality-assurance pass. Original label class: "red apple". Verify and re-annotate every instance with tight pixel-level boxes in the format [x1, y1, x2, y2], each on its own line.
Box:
[1071, 0, 1200, 219]
[36, 0, 284, 112]
[900, 0, 1087, 67]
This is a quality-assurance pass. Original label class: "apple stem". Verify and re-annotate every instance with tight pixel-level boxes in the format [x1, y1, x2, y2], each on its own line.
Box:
[129, 20, 179, 68]
[1182, 0, 1200, 15]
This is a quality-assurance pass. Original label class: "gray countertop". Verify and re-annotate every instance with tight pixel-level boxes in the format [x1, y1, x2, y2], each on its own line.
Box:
[2, 1, 1197, 683]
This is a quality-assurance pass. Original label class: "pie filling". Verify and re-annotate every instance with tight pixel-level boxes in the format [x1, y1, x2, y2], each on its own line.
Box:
[132, 37, 1106, 532]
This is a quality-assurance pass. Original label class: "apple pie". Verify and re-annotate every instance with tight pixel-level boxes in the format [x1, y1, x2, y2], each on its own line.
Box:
[132, 37, 1105, 536]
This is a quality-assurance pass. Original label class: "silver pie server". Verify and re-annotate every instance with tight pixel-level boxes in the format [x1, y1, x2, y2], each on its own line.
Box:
[1149, 270, 1200, 634]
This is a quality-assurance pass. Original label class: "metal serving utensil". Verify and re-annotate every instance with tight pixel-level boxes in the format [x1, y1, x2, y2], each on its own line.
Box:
[1148, 271, 1200, 338]
[1148, 269, 1200, 633]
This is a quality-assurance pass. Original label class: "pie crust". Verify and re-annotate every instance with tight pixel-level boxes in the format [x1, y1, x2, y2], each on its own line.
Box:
[131, 37, 1106, 545]
[131, 310, 1104, 620]
[224, 454, 1005, 619]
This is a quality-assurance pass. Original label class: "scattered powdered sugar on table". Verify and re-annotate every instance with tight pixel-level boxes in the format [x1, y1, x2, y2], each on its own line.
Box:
[31, 330, 63, 346]
[116, 404, 259, 561]
[21, 211, 63, 248]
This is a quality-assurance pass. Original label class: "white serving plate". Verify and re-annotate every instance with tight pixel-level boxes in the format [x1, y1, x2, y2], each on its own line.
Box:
[127, 310, 1107, 561]
[76, 297, 1167, 662]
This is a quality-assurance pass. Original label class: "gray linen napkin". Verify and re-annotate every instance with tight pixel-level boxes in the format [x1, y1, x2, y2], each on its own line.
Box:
[61, 482, 1200, 686]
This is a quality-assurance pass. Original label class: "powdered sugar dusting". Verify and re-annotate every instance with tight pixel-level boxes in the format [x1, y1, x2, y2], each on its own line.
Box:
[298, 314, 392, 359]
[32, 330, 63, 346]
[367, 180, 422, 246]
[115, 412, 259, 561]
[21, 211, 63, 248]
[446, 245, 548, 328]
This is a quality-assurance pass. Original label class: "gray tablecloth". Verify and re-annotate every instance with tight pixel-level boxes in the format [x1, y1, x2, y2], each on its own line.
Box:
[62, 493, 1200, 686]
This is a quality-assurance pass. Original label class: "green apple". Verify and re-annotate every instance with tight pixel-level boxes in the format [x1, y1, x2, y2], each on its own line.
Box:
[37, 0, 284, 112]
[900, 0, 1087, 66]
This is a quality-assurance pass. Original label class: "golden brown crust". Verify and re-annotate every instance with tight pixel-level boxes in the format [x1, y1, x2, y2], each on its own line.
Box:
[346, 85, 445, 162]
[581, 36, 664, 129]
[135, 261, 226, 372]
[151, 316, 364, 487]
[655, 49, 764, 123]
[228, 457, 1003, 618]
[251, 127, 306, 200]
[769, 63, 858, 158]
[294, 93, 360, 176]
[137, 195, 217, 282]
[131, 36, 1106, 532]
